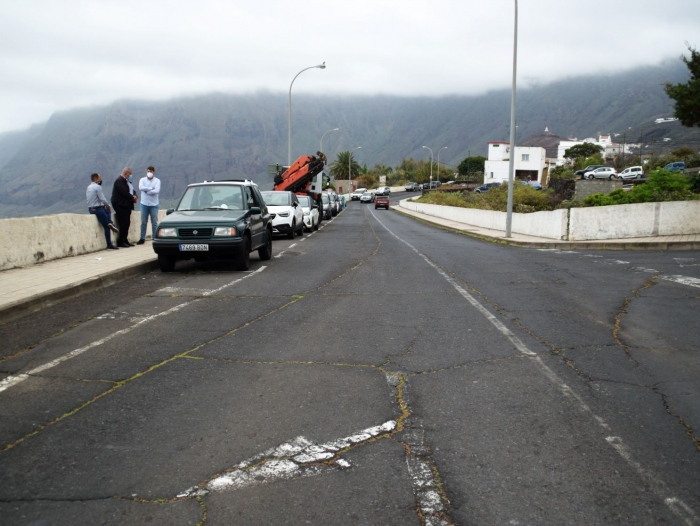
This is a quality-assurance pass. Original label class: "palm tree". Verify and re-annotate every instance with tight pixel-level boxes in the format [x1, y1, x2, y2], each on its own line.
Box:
[329, 151, 362, 179]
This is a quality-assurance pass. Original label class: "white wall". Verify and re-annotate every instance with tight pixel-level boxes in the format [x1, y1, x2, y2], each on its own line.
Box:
[0, 210, 166, 271]
[400, 198, 569, 240]
[569, 201, 700, 240]
[484, 146, 546, 183]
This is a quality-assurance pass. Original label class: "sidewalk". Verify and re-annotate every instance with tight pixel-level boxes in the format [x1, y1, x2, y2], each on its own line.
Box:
[392, 204, 700, 250]
[0, 243, 158, 324]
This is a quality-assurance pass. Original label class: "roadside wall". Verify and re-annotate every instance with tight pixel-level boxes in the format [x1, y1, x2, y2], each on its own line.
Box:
[570, 201, 700, 240]
[574, 180, 622, 200]
[0, 210, 166, 271]
[400, 199, 569, 240]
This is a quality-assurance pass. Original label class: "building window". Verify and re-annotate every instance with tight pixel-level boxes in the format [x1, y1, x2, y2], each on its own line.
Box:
[492, 144, 499, 147]
[521, 154, 530, 162]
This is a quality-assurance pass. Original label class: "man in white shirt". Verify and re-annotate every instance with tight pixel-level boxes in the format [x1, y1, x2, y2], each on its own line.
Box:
[137, 165, 161, 244]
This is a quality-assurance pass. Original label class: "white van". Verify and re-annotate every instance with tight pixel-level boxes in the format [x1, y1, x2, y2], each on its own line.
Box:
[351, 188, 367, 201]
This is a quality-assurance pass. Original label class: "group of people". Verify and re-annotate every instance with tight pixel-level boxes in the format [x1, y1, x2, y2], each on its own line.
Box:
[85, 166, 162, 250]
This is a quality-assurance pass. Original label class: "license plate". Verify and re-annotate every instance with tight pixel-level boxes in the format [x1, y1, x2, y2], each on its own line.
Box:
[179, 244, 209, 251]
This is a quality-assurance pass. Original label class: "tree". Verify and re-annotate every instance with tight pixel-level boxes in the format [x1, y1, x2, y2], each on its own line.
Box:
[564, 142, 604, 161]
[672, 147, 696, 158]
[329, 151, 362, 179]
[457, 156, 486, 176]
[665, 45, 700, 128]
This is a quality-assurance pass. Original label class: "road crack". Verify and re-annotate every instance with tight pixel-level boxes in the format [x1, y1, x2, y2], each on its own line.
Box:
[612, 275, 658, 365]
[652, 385, 700, 453]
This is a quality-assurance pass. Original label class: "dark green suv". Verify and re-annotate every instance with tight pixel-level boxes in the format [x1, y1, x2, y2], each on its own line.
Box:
[153, 180, 273, 272]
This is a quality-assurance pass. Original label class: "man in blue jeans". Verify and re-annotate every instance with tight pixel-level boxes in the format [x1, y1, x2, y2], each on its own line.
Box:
[137, 165, 161, 244]
[86, 173, 119, 250]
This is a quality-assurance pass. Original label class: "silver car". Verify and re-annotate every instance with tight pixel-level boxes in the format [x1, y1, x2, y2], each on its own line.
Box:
[586, 167, 618, 180]
[617, 166, 644, 180]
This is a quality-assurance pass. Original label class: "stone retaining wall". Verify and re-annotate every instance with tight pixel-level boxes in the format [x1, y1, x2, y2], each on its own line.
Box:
[575, 180, 623, 200]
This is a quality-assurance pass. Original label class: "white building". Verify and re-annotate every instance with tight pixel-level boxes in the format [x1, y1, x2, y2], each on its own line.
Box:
[484, 142, 547, 184]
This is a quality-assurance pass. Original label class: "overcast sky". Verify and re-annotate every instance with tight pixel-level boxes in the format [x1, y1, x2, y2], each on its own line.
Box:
[1, 0, 698, 133]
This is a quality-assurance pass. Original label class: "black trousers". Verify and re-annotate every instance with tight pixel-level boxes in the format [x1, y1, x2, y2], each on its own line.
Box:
[113, 205, 132, 244]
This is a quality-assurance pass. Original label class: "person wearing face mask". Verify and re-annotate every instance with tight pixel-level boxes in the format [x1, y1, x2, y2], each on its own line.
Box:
[137, 165, 161, 245]
[111, 167, 137, 247]
[87, 173, 119, 250]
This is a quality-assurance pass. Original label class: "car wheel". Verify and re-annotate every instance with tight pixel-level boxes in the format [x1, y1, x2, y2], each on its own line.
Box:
[158, 255, 176, 273]
[587, 174, 594, 180]
[297, 221, 304, 235]
[258, 229, 272, 261]
[313, 218, 319, 231]
[287, 220, 296, 239]
[235, 235, 251, 271]
[609, 174, 614, 180]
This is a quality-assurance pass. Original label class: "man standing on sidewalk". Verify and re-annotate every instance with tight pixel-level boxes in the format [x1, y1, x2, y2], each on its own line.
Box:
[86, 173, 119, 250]
[137, 166, 161, 245]
[111, 167, 137, 247]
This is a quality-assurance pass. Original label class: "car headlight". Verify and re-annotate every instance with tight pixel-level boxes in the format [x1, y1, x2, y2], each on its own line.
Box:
[214, 227, 237, 236]
[157, 227, 177, 237]
[278, 211, 290, 217]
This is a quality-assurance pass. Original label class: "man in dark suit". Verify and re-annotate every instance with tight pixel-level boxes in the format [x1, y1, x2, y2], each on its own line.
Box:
[111, 167, 137, 247]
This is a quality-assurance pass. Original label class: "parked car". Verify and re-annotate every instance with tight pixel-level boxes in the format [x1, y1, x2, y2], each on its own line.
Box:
[326, 191, 339, 216]
[404, 182, 421, 191]
[320, 193, 332, 220]
[586, 167, 618, 180]
[664, 161, 686, 172]
[297, 195, 320, 232]
[376, 186, 391, 196]
[575, 165, 605, 178]
[474, 182, 501, 193]
[375, 195, 390, 210]
[422, 182, 430, 190]
[153, 180, 272, 272]
[617, 166, 644, 180]
[351, 188, 367, 201]
[261, 190, 304, 239]
[359, 192, 375, 203]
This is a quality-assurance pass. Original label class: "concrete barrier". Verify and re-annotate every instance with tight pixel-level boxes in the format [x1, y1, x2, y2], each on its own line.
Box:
[570, 201, 700, 240]
[400, 199, 569, 240]
[0, 210, 166, 271]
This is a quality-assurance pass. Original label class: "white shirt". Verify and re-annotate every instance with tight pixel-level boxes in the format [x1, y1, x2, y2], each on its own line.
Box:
[139, 176, 161, 207]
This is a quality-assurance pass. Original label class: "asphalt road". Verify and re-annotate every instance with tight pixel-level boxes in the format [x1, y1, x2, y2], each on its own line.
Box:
[1, 193, 699, 525]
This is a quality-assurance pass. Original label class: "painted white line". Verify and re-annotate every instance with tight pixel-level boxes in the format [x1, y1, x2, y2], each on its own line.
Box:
[661, 275, 700, 289]
[0, 302, 195, 394]
[674, 258, 698, 268]
[273, 251, 286, 259]
[178, 420, 396, 497]
[299, 238, 306, 242]
[368, 207, 698, 523]
[633, 267, 660, 273]
[289, 243, 297, 248]
[0, 267, 268, 395]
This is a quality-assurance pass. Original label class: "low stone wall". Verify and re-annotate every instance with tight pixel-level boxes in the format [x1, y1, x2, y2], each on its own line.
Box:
[400, 199, 569, 240]
[575, 180, 623, 200]
[570, 201, 700, 240]
[0, 210, 166, 271]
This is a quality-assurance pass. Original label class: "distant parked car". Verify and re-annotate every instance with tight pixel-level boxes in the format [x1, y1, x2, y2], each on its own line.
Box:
[474, 182, 501, 193]
[359, 192, 375, 203]
[617, 166, 644, 180]
[376, 186, 391, 196]
[320, 193, 332, 220]
[297, 195, 319, 232]
[519, 180, 542, 190]
[375, 195, 390, 210]
[422, 182, 430, 190]
[575, 165, 605, 179]
[664, 162, 686, 172]
[405, 182, 421, 191]
[586, 167, 618, 180]
[261, 190, 304, 239]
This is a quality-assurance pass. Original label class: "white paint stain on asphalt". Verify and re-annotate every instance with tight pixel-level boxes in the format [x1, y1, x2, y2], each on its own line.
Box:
[661, 275, 700, 289]
[178, 420, 396, 497]
[368, 207, 698, 524]
[0, 267, 267, 395]
[633, 267, 660, 273]
[674, 258, 698, 267]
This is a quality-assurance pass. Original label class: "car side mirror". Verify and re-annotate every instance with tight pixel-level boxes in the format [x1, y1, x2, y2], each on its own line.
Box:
[292, 202, 298, 208]
[249, 206, 261, 215]
[312, 203, 319, 209]
[166, 208, 174, 215]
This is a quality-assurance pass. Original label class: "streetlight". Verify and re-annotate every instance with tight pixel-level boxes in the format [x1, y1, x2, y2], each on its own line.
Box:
[349, 146, 362, 181]
[320, 127, 339, 154]
[505, 0, 518, 238]
[288, 62, 326, 166]
[437, 147, 448, 183]
[422, 146, 433, 184]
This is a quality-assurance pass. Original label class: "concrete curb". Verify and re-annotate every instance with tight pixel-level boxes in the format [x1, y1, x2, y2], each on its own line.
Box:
[0, 258, 158, 325]
[391, 206, 700, 251]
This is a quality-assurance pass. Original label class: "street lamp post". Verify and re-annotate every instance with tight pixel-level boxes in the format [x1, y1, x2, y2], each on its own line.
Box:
[349, 146, 362, 182]
[437, 147, 448, 183]
[505, 0, 518, 238]
[288, 62, 326, 167]
[422, 146, 433, 184]
[320, 127, 339, 154]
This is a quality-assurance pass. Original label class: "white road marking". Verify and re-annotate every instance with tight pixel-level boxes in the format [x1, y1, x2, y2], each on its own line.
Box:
[661, 275, 700, 289]
[289, 243, 297, 248]
[633, 267, 660, 273]
[273, 251, 286, 259]
[178, 420, 396, 497]
[674, 258, 698, 267]
[368, 208, 698, 523]
[0, 267, 267, 395]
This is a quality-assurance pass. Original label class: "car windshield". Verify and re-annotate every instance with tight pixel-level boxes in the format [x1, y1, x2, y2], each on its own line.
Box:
[177, 185, 245, 211]
[321, 194, 329, 204]
[261, 192, 291, 206]
[297, 196, 310, 207]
